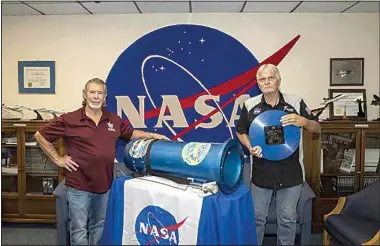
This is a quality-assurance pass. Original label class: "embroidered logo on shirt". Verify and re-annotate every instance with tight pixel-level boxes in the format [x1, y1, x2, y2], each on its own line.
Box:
[107, 121, 115, 131]
[283, 106, 294, 113]
[253, 108, 261, 115]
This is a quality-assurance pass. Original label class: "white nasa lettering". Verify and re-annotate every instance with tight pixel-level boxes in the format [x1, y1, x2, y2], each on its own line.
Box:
[160, 228, 169, 239]
[139, 222, 148, 234]
[138, 223, 177, 243]
[169, 231, 177, 244]
[150, 225, 159, 237]
[115, 94, 251, 129]
[194, 95, 222, 129]
[227, 94, 250, 127]
[116, 96, 147, 128]
[155, 95, 188, 128]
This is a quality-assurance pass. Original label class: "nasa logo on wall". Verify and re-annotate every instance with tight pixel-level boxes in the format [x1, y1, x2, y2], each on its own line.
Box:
[105, 24, 300, 161]
[134, 205, 187, 245]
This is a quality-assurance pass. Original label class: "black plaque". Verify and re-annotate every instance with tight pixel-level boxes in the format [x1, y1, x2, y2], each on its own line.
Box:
[264, 125, 285, 145]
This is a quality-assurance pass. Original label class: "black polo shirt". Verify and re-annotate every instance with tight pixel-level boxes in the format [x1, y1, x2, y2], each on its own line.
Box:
[236, 92, 318, 190]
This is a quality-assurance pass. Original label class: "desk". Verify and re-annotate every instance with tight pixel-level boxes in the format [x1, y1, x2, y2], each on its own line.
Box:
[101, 176, 257, 245]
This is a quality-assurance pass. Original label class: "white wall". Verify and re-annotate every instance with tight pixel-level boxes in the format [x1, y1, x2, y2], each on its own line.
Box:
[2, 13, 379, 120]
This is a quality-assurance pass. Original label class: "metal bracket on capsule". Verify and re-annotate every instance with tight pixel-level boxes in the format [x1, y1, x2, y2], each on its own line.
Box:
[187, 177, 207, 186]
[187, 177, 219, 194]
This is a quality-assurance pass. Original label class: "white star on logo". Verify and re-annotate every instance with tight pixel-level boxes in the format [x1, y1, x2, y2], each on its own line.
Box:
[199, 38, 205, 44]
[159, 66, 165, 71]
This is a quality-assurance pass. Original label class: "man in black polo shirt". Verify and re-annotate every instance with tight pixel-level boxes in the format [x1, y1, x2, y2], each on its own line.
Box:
[236, 64, 320, 245]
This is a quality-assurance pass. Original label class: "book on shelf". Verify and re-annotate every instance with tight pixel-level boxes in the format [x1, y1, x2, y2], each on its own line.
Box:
[332, 175, 379, 194]
[2, 166, 18, 175]
[364, 176, 379, 187]
[25, 141, 38, 146]
[1, 137, 17, 144]
[332, 176, 355, 194]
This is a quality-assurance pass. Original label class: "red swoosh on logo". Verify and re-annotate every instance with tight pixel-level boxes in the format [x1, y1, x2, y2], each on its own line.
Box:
[122, 35, 300, 139]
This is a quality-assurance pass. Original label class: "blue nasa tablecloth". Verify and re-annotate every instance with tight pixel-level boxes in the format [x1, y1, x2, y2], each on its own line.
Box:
[100, 176, 257, 245]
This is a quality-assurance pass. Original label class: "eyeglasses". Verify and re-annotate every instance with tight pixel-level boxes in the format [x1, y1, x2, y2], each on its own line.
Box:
[258, 76, 277, 83]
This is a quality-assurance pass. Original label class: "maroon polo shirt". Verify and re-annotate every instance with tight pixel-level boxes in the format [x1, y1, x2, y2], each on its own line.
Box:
[38, 107, 134, 193]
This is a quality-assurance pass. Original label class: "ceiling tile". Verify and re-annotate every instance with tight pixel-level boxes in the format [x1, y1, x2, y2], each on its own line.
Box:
[137, 2, 189, 13]
[345, 1, 380, 13]
[133, 0, 294, 1]
[22, 0, 78, 2]
[28, 2, 89, 15]
[301, 0, 360, 1]
[244, 0, 301, 1]
[191, 0, 244, 1]
[85, 0, 135, 1]
[244, 1, 300, 13]
[82, 1, 139, 14]
[1, 2, 41, 15]
[132, 0, 198, 1]
[89, 0, 134, 1]
[192, 1, 244, 13]
[294, 1, 354, 13]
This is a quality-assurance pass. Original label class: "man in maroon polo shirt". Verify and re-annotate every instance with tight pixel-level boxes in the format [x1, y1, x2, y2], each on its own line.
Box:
[34, 78, 169, 245]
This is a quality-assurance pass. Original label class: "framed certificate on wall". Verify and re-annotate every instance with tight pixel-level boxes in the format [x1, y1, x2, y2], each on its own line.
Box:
[328, 88, 367, 121]
[18, 61, 55, 94]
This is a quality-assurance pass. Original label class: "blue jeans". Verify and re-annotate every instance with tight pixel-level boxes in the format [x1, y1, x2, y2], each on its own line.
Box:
[66, 187, 110, 245]
[251, 183, 302, 245]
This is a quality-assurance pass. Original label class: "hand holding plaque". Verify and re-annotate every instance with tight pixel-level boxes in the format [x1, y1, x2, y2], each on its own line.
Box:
[249, 145, 263, 158]
[280, 113, 307, 128]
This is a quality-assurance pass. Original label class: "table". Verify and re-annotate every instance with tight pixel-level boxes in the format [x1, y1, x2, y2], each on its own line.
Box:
[100, 175, 257, 245]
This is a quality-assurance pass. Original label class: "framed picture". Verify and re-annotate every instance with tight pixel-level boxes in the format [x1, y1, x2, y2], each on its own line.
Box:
[330, 58, 364, 86]
[18, 61, 55, 94]
[328, 88, 367, 121]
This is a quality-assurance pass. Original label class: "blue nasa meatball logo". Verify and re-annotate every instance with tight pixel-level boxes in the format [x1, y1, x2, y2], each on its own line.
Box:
[105, 24, 299, 162]
[135, 206, 187, 245]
